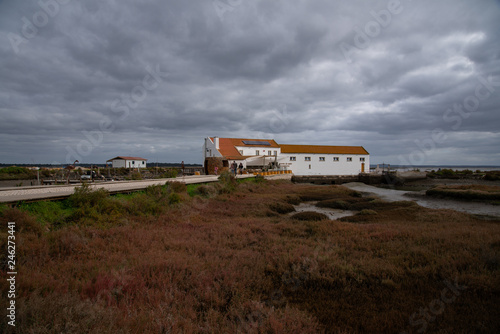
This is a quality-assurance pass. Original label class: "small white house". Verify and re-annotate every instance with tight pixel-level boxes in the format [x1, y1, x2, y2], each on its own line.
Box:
[106, 156, 148, 169]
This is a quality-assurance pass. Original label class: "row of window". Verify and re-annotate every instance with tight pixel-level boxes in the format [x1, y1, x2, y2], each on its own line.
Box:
[290, 157, 365, 162]
[239, 150, 279, 156]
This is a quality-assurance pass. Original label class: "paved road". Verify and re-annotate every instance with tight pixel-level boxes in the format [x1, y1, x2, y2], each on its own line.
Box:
[0, 175, 256, 204]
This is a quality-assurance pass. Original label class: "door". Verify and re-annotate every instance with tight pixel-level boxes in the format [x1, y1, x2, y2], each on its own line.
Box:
[361, 163, 365, 173]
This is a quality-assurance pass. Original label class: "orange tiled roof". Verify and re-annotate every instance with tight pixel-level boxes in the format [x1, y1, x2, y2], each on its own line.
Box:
[214, 138, 279, 158]
[280, 145, 369, 155]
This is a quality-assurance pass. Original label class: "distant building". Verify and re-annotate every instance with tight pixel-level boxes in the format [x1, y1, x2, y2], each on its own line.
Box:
[202, 137, 369, 176]
[106, 156, 148, 169]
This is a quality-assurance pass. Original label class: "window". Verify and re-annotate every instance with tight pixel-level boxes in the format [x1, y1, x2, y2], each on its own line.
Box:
[132, 161, 135, 164]
[142, 161, 145, 165]
[360, 157, 365, 162]
[290, 157, 296, 161]
[273, 150, 277, 156]
[319, 157, 325, 162]
[333, 157, 339, 162]
[239, 150, 243, 155]
[305, 157, 311, 161]
[256, 150, 259, 155]
[347, 157, 352, 162]
[268, 150, 272, 156]
[309, 164, 311, 169]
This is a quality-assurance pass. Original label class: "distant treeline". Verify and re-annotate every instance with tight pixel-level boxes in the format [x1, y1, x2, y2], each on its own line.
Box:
[0, 163, 202, 168]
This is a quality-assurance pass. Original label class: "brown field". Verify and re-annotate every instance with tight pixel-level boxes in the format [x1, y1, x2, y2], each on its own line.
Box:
[1, 179, 499, 333]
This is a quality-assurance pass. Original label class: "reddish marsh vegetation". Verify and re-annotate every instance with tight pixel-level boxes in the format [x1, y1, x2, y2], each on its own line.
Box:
[1, 179, 499, 333]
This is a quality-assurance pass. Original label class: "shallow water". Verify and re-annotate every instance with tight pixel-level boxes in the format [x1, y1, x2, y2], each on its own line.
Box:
[343, 182, 500, 218]
[291, 202, 355, 220]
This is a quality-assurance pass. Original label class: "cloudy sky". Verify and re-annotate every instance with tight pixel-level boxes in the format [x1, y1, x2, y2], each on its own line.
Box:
[1, 0, 499, 165]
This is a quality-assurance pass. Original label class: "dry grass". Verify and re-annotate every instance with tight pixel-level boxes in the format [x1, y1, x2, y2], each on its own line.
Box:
[0, 181, 499, 333]
[427, 184, 500, 201]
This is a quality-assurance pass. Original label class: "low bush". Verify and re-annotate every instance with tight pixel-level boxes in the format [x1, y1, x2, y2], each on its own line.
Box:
[130, 172, 142, 180]
[218, 171, 238, 193]
[159, 168, 178, 178]
[284, 195, 301, 205]
[291, 211, 329, 221]
[269, 202, 296, 214]
[194, 184, 217, 197]
[485, 171, 500, 181]
[0, 207, 45, 235]
[427, 185, 500, 201]
[19, 201, 71, 229]
[316, 199, 350, 210]
[168, 181, 186, 193]
[357, 209, 378, 216]
[0, 166, 36, 180]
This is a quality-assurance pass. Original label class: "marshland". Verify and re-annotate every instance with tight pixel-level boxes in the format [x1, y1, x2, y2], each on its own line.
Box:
[1, 173, 499, 333]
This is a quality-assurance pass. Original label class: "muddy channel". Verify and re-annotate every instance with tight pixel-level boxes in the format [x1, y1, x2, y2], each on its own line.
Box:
[342, 182, 500, 218]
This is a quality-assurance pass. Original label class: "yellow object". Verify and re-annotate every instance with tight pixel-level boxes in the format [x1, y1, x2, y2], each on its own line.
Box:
[194, 171, 200, 175]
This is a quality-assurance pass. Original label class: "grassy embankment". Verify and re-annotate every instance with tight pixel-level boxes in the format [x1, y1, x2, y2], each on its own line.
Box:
[426, 185, 500, 204]
[0, 173, 499, 333]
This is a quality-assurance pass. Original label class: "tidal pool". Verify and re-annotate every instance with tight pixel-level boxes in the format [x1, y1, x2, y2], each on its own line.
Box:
[290, 202, 355, 220]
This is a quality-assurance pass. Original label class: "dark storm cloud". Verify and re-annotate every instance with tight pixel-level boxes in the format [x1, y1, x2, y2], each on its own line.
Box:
[0, 0, 499, 165]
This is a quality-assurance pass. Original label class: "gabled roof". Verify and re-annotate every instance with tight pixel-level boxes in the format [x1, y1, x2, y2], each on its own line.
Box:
[106, 156, 148, 162]
[280, 145, 369, 155]
[214, 138, 279, 158]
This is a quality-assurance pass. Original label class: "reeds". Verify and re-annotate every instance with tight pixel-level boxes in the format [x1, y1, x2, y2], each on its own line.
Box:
[0, 181, 499, 333]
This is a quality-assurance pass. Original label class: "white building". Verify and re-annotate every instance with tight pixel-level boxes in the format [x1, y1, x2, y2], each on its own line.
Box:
[106, 156, 148, 169]
[203, 137, 281, 170]
[202, 137, 369, 176]
[280, 144, 369, 175]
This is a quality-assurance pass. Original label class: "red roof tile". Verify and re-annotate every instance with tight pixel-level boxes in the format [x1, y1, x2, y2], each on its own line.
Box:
[215, 138, 279, 158]
[107, 156, 148, 162]
[280, 145, 369, 155]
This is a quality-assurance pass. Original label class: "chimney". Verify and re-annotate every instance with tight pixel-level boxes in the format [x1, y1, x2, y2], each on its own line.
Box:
[214, 136, 219, 149]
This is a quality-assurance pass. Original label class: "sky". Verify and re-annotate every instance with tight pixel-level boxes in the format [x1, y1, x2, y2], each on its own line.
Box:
[0, 0, 499, 166]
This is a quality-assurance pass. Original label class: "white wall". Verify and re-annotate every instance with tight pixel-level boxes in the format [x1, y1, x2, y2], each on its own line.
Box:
[202, 137, 223, 160]
[111, 160, 126, 168]
[281, 153, 369, 176]
[234, 146, 281, 157]
[112, 160, 147, 168]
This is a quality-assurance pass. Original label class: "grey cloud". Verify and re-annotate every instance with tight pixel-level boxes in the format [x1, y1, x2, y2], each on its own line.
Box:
[0, 0, 499, 165]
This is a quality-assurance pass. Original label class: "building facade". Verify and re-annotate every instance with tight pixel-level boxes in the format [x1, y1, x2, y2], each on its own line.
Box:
[106, 156, 148, 169]
[203, 137, 369, 176]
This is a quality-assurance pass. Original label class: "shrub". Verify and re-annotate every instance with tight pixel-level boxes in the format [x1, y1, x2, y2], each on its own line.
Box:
[168, 193, 182, 205]
[284, 195, 301, 205]
[69, 183, 110, 208]
[357, 209, 378, 216]
[19, 201, 71, 229]
[145, 184, 169, 201]
[67, 184, 124, 226]
[130, 172, 142, 180]
[485, 171, 500, 181]
[160, 169, 178, 178]
[0, 166, 36, 180]
[0, 207, 44, 236]
[269, 202, 296, 214]
[168, 181, 186, 193]
[194, 184, 217, 197]
[316, 200, 350, 210]
[291, 211, 329, 221]
[218, 171, 238, 193]
[254, 175, 266, 183]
